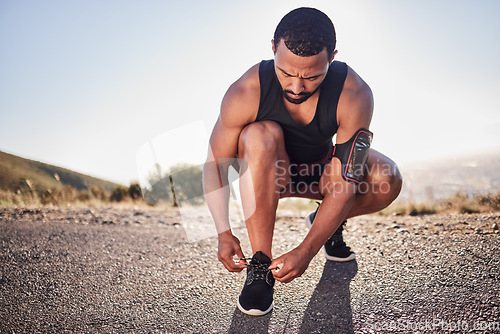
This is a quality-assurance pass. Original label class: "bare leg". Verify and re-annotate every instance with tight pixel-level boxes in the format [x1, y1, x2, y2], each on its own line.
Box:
[238, 121, 290, 259]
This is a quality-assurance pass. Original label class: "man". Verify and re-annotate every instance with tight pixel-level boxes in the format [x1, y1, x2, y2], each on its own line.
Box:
[203, 7, 402, 316]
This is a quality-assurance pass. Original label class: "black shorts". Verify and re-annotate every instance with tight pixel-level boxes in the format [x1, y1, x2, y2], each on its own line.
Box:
[287, 146, 334, 194]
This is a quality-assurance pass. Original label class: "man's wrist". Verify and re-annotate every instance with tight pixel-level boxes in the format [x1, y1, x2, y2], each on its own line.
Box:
[214, 220, 231, 235]
[297, 240, 320, 260]
[218, 229, 234, 240]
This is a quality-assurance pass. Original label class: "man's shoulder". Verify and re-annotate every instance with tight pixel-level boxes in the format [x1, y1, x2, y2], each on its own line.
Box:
[336, 65, 374, 127]
[225, 63, 261, 101]
[220, 63, 261, 125]
[339, 65, 372, 105]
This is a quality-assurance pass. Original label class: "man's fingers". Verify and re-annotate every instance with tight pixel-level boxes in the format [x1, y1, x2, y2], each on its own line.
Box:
[270, 258, 286, 278]
[235, 248, 247, 264]
[270, 257, 301, 283]
[269, 258, 284, 269]
[222, 258, 245, 272]
[217, 234, 247, 272]
[278, 275, 294, 284]
[273, 268, 295, 283]
[274, 270, 290, 281]
[219, 248, 247, 272]
[230, 260, 248, 270]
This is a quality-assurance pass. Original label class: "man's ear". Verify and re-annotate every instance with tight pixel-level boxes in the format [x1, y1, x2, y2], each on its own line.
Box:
[271, 39, 276, 54]
[330, 50, 338, 63]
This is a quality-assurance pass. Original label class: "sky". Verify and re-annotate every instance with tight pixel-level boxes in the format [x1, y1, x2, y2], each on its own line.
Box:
[1, 0, 499, 186]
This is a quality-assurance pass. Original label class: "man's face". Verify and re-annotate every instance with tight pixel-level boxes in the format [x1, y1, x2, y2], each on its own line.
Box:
[273, 40, 332, 105]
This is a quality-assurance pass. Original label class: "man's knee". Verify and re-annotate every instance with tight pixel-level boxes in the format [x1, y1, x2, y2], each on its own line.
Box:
[238, 121, 284, 158]
[367, 162, 402, 204]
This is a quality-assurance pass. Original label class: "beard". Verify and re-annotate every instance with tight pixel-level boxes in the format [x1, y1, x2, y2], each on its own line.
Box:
[281, 83, 322, 105]
[282, 90, 313, 104]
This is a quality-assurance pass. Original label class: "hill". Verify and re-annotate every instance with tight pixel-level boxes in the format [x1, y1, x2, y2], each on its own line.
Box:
[0, 151, 119, 194]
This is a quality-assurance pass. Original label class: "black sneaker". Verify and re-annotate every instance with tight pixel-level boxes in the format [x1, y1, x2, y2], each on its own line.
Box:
[305, 209, 356, 262]
[237, 251, 275, 316]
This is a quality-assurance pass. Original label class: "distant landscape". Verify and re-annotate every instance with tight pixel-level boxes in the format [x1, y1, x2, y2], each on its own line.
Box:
[0, 151, 136, 206]
[0, 151, 119, 193]
[0, 151, 199, 207]
[397, 149, 500, 202]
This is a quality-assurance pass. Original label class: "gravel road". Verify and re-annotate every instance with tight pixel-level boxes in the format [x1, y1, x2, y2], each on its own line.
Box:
[0, 207, 499, 333]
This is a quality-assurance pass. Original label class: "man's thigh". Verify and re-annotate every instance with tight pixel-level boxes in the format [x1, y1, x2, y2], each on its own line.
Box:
[237, 121, 292, 192]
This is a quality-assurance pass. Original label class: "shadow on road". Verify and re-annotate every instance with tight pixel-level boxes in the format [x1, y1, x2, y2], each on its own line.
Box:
[226, 260, 358, 333]
[227, 307, 272, 334]
[298, 260, 358, 334]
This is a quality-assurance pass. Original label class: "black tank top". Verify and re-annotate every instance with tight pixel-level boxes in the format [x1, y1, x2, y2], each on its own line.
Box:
[256, 59, 348, 163]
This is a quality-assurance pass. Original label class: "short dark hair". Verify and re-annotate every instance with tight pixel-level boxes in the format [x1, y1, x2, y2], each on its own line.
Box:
[274, 7, 336, 59]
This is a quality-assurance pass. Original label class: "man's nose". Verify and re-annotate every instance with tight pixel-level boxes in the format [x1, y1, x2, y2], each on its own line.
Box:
[289, 78, 305, 94]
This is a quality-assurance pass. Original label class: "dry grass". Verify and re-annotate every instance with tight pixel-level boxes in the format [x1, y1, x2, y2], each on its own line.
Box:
[380, 191, 500, 216]
[0, 185, 148, 208]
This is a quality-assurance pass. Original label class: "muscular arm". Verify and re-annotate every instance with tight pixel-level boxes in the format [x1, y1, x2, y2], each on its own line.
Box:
[304, 66, 373, 251]
[203, 64, 260, 271]
[271, 66, 374, 282]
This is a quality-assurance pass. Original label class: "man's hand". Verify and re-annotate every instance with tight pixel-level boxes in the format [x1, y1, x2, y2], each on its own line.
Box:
[217, 230, 247, 272]
[269, 246, 314, 283]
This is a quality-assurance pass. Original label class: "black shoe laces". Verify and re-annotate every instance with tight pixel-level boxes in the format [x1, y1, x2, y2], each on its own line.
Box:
[235, 256, 279, 285]
[247, 262, 271, 283]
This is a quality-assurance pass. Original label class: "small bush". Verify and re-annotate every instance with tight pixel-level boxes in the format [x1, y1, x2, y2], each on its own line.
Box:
[459, 204, 480, 214]
[110, 186, 128, 202]
[90, 185, 107, 201]
[128, 183, 142, 200]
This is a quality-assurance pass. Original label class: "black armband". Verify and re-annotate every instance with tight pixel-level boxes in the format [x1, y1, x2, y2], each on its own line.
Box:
[332, 128, 373, 184]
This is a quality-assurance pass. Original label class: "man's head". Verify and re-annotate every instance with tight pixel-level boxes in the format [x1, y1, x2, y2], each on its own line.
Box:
[273, 7, 336, 60]
[272, 8, 337, 105]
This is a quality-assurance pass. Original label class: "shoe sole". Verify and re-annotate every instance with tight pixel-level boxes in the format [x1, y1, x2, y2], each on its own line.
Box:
[324, 251, 356, 262]
[305, 213, 356, 262]
[237, 299, 273, 316]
